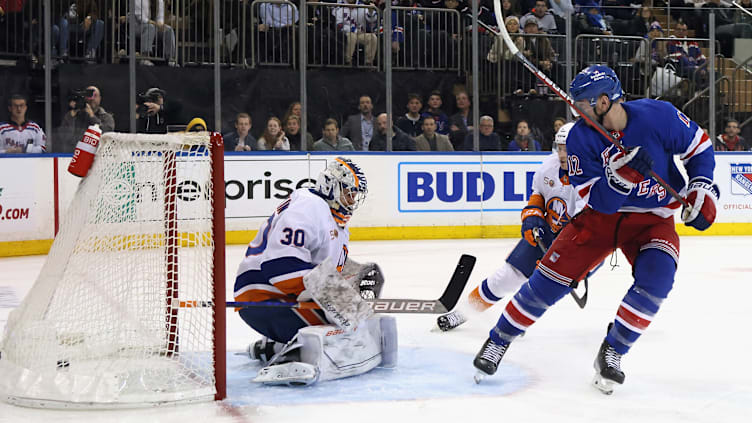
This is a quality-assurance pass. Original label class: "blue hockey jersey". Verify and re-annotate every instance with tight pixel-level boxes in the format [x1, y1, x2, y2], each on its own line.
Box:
[566, 99, 715, 217]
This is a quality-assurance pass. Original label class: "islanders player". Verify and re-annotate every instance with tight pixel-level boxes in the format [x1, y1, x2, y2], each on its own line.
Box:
[234, 157, 396, 385]
[437, 122, 584, 331]
[472, 65, 718, 394]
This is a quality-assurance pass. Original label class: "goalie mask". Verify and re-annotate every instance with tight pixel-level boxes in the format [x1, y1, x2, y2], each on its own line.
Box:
[316, 157, 368, 226]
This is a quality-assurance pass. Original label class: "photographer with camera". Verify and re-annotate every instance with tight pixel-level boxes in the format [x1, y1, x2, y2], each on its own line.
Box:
[57, 85, 114, 153]
[136, 87, 181, 134]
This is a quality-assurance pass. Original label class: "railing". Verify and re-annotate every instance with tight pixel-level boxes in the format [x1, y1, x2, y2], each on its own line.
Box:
[729, 55, 752, 121]
[249, 0, 298, 68]
[575, 34, 649, 98]
[305, 2, 380, 70]
[391, 6, 461, 72]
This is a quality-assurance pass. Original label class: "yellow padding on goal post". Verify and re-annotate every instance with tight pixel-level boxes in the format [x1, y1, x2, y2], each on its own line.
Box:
[2, 223, 751, 257]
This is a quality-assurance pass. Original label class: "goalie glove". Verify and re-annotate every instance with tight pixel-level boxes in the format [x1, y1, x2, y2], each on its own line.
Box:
[606, 146, 654, 195]
[681, 177, 720, 231]
[521, 205, 547, 247]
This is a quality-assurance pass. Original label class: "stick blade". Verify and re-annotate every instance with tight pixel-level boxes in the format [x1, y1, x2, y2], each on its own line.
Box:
[437, 254, 476, 312]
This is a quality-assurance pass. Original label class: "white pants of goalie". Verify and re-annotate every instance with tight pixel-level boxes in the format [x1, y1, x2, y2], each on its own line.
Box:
[253, 315, 398, 385]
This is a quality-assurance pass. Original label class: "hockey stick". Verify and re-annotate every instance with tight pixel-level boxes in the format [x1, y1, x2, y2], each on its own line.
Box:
[490, 1, 690, 211]
[533, 229, 587, 309]
[181, 254, 476, 314]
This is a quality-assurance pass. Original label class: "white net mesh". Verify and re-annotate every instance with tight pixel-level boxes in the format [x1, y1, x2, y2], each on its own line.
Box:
[0, 132, 219, 408]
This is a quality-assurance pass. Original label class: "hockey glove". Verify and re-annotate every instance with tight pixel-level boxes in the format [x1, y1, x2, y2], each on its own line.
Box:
[521, 205, 547, 247]
[681, 177, 719, 231]
[606, 146, 654, 195]
[357, 262, 385, 300]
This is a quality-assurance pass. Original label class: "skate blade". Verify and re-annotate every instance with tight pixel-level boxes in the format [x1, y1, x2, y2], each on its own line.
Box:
[591, 374, 615, 395]
[473, 370, 487, 384]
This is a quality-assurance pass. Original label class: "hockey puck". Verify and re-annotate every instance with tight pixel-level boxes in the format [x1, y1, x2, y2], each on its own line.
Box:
[57, 359, 70, 368]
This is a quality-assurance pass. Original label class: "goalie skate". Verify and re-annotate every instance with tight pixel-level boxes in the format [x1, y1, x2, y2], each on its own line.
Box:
[436, 310, 467, 331]
[253, 362, 320, 386]
[592, 339, 625, 395]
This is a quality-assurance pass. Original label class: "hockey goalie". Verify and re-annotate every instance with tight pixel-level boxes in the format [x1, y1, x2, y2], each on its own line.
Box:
[233, 157, 397, 385]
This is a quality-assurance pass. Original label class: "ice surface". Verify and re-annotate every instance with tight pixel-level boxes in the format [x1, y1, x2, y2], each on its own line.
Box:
[1, 237, 750, 423]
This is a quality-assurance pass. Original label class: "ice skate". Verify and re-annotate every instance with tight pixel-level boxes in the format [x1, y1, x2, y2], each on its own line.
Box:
[592, 339, 625, 395]
[473, 337, 509, 384]
[247, 337, 278, 364]
[253, 362, 320, 386]
[436, 310, 467, 331]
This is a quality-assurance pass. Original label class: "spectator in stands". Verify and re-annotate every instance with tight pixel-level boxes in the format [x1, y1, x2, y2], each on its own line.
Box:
[425, 0, 462, 67]
[396, 93, 424, 137]
[282, 101, 302, 126]
[58, 85, 115, 153]
[521, 18, 555, 74]
[667, 22, 708, 86]
[224, 112, 256, 152]
[611, 5, 655, 37]
[501, 0, 523, 17]
[370, 113, 417, 151]
[312, 118, 355, 151]
[449, 91, 473, 150]
[550, 116, 566, 150]
[549, 0, 574, 18]
[633, 21, 667, 68]
[57, 1, 105, 62]
[257, 0, 298, 63]
[284, 115, 313, 150]
[130, 0, 177, 66]
[136, 87, 181, 134]
[488, 16, 525, 64]
[334, 0, 378, 66]
[507, 119, 542, 150]
[464, 116, 502, 151]
[716, 119, 750, 151]
[0, 0, 30, 55]
[257, 117, 290, 150]
[0, 94, 46, 154]
[705, 0, 752, 57]
[421, 91, 451, 135]
[341, 95, 377, 151]
[576, 2, 612, 36]
[520, 0, 558, 33]
[415, 116, 454, 151]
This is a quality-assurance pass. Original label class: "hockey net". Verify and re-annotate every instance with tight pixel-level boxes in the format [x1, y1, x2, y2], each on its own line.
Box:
[0, 132, 226, 408]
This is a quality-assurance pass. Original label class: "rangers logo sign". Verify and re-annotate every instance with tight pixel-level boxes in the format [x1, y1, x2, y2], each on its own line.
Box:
[730, 163, 752, 195]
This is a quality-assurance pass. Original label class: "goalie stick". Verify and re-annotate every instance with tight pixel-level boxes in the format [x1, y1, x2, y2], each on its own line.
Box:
[181, 254, 476, 314]
[533, 229, 588, 309]
[490, 0, 690, 212]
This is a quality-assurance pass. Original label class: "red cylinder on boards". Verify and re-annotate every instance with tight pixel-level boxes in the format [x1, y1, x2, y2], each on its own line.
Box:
[68, 125, 102, 177]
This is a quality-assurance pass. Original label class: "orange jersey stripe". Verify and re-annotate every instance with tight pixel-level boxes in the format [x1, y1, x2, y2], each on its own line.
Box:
[273, 276, 305, 297]
[468, 287, 495, 312]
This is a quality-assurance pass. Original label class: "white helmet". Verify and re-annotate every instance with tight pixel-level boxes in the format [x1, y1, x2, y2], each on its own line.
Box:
[316, 157, 368, 225]
[554, 121, 574, 151]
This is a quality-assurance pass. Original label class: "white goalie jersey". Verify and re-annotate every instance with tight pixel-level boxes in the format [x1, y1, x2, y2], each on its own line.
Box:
[234, 188, 351, 304]
[531, 152, 584, 233]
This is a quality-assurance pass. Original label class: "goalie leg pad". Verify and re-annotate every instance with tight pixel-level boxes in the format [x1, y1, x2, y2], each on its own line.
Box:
[297, 316, 391, 382]
[303, 258, 373, 331]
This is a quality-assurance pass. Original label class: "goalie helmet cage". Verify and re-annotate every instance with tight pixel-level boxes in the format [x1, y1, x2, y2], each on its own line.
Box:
[0, 132, 226, 408]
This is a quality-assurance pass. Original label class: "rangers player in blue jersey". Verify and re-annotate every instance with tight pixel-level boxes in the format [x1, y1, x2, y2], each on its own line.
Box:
[472, 65, 719, 394]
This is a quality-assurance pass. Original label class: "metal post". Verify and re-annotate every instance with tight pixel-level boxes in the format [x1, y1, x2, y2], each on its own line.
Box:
[214, 0, 221, 133]
[565, 13, 573, 121]
[44, 0, 52, 150]
[300, 0, 308, 150]
[709, 13, 716, 141]
[471, 0, 479, 151]
[385, 2, 393, 151]
[129, 0, 137, 133]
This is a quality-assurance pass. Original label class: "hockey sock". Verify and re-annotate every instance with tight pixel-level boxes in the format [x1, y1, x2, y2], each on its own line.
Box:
[607, 249, 675, 354]
[490, 270, 570, 344]
[467, 280, 499, 312]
